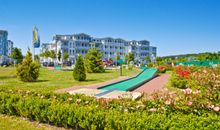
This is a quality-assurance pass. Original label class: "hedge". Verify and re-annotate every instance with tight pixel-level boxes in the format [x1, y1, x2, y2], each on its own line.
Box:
[0, 90, 220, 129]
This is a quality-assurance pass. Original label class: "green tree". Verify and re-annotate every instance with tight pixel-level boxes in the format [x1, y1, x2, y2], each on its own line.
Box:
[73, 55, 86, 81]
[116, 53, 121, 61]
[63, 51, 69, 61]
[34, 55, 40, 63]
[16, 48, 40, 82]
[125, 52, 134, 64]
[40, 50, 51, 58]
[11, 47, 23, 63]
[84, 48, 104, 73]
[146, 55, 151, 63]
[58, 50, 61, 62]
[50, 50, 56, 59]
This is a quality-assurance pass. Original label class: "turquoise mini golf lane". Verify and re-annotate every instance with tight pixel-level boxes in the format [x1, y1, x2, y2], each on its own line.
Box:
[98, 68, 158, 91]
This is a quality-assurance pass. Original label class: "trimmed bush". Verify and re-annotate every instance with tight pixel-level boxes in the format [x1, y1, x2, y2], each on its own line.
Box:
[0, 90, 220, 129]
[73, 55, 86, 81]
[16, 49, 40, 82]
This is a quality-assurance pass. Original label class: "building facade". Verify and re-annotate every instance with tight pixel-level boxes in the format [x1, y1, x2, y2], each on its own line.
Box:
[0, 30, 14, 56]
[41, 33, 157, 64]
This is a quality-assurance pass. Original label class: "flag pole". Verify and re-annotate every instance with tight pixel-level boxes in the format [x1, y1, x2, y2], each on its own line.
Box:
[33, 43, 35, 62]
[32, 26, 35, 62]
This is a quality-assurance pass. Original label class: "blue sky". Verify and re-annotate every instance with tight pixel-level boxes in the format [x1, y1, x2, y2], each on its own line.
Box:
[0, 0, 220, 56]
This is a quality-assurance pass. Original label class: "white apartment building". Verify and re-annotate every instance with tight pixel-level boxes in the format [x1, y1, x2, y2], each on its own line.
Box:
[40, 33, 157, 64]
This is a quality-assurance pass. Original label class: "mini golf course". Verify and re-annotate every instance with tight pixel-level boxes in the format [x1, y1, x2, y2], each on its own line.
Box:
[98, 68, 158, 91]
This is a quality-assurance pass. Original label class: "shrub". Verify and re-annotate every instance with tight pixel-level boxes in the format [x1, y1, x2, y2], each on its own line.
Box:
[170, 74, 188, 89]
[175, 66, 191, 79]
[128, 64, 133, 70]
[0, 89, 220, 129]
[158, 66, 166, 73]
[16, 49, 40, 82]
[147, 62, 154, 68]
[73, 55, 86, 81]
[165, 64, 173, 71]
[169, 66, 220, 105]
[84, 48, 104, 73]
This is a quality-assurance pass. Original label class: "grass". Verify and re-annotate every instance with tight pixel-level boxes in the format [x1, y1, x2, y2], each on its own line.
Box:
[0, 66, 140, 92]
[0, 66, 139, 129]
[0, 115, 67, 130]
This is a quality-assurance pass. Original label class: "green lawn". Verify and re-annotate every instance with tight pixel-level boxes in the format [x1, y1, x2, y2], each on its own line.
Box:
[0, 67, 139, 129]
[0, 67, 139, 92]
[0, 115, 67, 130]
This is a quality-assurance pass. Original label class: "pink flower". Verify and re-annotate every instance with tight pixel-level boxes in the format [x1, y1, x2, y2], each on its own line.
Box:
[149, 108, 157, 112]
[165, 100, 171, 105]
[182, 88, 192, 94]
[188, 101, 193, 106]
[213, 106, 220, 112]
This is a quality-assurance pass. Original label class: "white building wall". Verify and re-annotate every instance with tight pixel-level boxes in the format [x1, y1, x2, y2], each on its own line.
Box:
[41, 33, 157, 64]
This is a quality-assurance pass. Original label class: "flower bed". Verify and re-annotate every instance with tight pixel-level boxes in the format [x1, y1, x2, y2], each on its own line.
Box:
[0, 88, 219, 129]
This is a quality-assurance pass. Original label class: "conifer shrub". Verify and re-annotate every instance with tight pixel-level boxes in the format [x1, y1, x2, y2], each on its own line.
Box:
[16, 49, 40, 82]
[84, 48, 104, 73]
[73, 55, 86, 81]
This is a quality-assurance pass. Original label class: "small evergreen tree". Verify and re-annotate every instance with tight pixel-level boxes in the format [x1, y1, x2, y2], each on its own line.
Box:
[116, 53, 120, 61]
[125, 52, 134, 64]
[50, 50, 56, 59]
[84, 48, 104, 73]
[16, 48, 40, 82]
[73, 55, 86, 81]
[58, 50, 61, 62]
[11, 47, 23, 63]
[146, 55, 151, 63]
[63, 51, 69, 61]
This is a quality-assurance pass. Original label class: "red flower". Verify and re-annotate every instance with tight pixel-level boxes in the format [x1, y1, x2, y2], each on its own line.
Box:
[175, 66, 191, 79]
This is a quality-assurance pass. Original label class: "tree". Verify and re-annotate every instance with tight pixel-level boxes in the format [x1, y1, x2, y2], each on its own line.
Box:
[44, 50, 51, 58]
[146, 55, 151, 63]
[73, 55, 86, 81]
[11, 47, 23, 63]
[125, 52, 134, 64]
[40, 50, 50, 58]
[34, 55, 40, 63]
[58, 50, 61, 62]
[116, 53, 121, 61]
[84, 48, 104, 73]
[16, 48, 40, 82]
[50, 50, 56, 59]
[63, 51, 69, 61]
[116, 53, 121, 66]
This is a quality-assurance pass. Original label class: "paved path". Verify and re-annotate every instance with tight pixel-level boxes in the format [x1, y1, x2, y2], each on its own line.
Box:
[133, 74, 170, 93]
[55, 75, 136, 93]
[56, 73, 170, 94]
